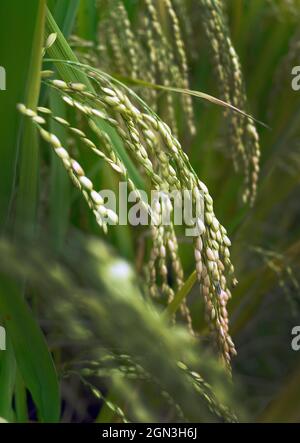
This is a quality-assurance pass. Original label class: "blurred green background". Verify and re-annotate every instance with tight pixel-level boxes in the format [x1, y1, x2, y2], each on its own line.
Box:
[0, 0, 300, 423]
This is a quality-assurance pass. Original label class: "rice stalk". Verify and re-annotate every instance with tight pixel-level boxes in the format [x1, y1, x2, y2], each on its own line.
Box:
[18, 55, 237, 368]
[93, 0, 196, 137]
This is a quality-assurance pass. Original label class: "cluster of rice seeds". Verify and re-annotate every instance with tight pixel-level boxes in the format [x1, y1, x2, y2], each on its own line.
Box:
[177, 361, 238, 422]
[97, 12, 124, 80]
[98, 0, 156, 109]
[146, 0, 195, 135]
[144, 132, 236, 367]
[47, 79, 157, 221]
[172, 0, 196, 60]
[148, 200, 175, 304]
[44, 81, 123, 171]
[144, 0, 181, 137]
[199, 0, 260, 205]
[192, 185, 238, 368]
[75, 72, 180, 190]
[111, 1, 139, 80]
[46, 77, 182, 310]
[147, 214, 194, 334]
[68, 75, 206, 340]
[17, 103, 118, 233]
[146, 196, 173, 308]
[78, 376, 129, 423]
[163, 0, 196, 135]
[48, 80, 157, 221]
[135, 17, 159, 110]
[94, 0, 195, 138]
[137, 114, 234, 363]
[51, 110, 126, 179]
[148, 145, 194, 329]
[30, 66, 236, 365]
[79, 354, 186, 421]
[165, 224, 194, 335]
[119, 85, 237, 363]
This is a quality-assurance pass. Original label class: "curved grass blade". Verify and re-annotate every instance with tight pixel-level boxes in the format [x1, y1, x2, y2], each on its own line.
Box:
[0, 1, 43, 232]
[49, 89, 70, 251]
[52, 0, 80, 38]
[0, 336, 16, 421]
[15, 0, 46, 238]
[0, 276, 60, 422]
[44, 59, 267, 128]
[115, 76, 270, 129]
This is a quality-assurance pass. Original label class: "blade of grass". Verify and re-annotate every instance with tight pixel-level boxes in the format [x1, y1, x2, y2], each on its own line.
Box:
[41, 1, 80, 103]
[52, 0, 80, 38]
[114, 75, 269, 129]
[0, 337, 16, 422]
[49, 89, 70, 251]
[15, 370, 28, 423]
[15, 0, 46, 238]
[165, 270, 197, 317]
[0, 275, 60, 422]
[0, 0, 48, 421]
[0, 0, 43, 232]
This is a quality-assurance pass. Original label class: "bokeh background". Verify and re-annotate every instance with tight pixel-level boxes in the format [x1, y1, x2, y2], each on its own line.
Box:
[0, 0, 300, 423]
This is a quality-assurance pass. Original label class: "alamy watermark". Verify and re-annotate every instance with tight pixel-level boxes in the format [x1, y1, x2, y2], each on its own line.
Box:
[291, 66, 300, 91]
[0, 66, 6, 90]
[0, 326, 6, 351]
[291, 326, 300, 351]
[97, 182, 204, 236]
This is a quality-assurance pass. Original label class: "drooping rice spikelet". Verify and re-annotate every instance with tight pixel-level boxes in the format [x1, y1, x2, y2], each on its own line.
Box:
[163, 0, 196, 135]
[93, 0, 196, 138]
[165, 225, 194, 335]
[199, 0, 260, 205]
[17, 103, 118, 233]
[112, 1, 139, 80]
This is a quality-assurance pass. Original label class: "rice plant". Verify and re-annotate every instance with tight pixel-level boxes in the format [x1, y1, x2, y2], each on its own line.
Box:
[1, 0, 300, 423]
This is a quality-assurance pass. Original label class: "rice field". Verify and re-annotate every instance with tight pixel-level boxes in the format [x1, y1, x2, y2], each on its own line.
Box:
[0, 0, 300, 424]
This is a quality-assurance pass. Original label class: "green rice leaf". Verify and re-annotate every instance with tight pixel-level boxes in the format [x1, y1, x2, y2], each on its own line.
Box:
[0, 275, 60, 422]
